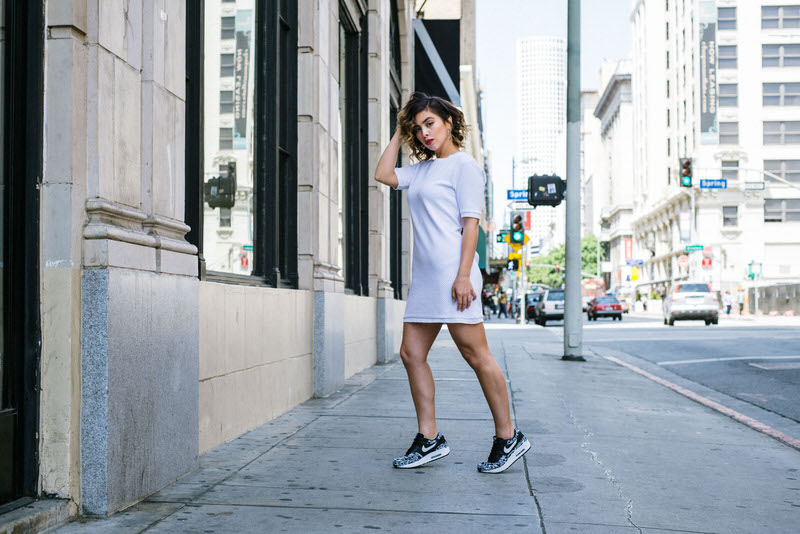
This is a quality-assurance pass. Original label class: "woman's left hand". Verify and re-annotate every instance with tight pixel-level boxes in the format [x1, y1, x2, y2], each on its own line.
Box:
[451, 275, 477, 312]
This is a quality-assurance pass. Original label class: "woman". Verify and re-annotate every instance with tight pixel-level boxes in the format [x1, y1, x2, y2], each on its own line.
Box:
[374, 92, 530, 474]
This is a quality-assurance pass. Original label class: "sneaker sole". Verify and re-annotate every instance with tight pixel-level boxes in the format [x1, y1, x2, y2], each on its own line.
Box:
[393, 446, 451, 469]
[478, 439, 531, 474]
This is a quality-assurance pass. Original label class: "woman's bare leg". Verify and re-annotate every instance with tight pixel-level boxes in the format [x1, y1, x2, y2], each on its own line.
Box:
[399, 322, 444, 439]
[447, 323, 515, 439]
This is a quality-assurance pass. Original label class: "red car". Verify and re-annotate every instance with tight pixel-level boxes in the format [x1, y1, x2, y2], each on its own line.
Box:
[587, 296, 623, 321]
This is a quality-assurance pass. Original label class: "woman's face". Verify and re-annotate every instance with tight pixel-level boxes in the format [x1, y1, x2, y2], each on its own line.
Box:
[413, 108, 453, 154]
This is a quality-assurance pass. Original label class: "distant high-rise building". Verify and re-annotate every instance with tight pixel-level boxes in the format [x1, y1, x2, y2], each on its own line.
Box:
[515, 36, 566, 249]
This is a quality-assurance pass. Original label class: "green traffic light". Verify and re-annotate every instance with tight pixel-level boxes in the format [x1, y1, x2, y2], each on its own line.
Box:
[681, 176, 691, 187]
[512, 231, 523, 242]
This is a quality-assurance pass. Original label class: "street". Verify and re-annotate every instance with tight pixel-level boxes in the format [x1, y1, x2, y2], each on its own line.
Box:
[52, 314, 800, 534]
[529, 313, 800, 429]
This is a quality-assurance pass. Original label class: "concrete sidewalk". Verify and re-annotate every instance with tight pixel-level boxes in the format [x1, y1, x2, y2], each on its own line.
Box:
[53, 324, 799, 533]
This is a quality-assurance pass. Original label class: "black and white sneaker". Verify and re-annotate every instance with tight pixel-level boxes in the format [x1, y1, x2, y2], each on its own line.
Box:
[392, 433, 450, 469]
[477, 428, 530, 473]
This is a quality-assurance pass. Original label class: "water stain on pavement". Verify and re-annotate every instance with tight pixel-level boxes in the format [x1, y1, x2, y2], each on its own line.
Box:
[532, 476, 584, 493]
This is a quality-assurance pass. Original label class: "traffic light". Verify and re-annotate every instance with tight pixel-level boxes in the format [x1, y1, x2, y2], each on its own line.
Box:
[204, 161, 237, 209]
[679, 158, 693, 187]
[509, 211, 525, 244]
[507, 259, 519, 271]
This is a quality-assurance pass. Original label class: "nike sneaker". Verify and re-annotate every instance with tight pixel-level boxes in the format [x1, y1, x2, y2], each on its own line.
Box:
[477, 428, 530, 473]
[392, 432, 450, 468]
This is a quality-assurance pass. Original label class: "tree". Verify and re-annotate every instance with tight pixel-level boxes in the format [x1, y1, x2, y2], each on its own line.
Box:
[527, 235, 600, 288]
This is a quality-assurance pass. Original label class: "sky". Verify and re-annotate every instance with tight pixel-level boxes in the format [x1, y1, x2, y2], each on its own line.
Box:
[475, 0, 632, 224]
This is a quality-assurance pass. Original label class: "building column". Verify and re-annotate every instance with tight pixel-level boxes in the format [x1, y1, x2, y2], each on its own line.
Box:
[78, 1, 198, 515]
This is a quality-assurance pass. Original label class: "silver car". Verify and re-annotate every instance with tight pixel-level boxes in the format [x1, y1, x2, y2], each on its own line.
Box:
[534, 289, 565, 326]
[663, 282, 719, 326]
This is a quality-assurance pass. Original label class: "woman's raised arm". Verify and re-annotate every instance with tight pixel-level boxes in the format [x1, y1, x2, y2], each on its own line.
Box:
[374, 127, 403, 188]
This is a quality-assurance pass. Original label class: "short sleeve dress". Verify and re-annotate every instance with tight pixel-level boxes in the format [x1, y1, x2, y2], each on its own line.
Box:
[394, 151, 486, 324]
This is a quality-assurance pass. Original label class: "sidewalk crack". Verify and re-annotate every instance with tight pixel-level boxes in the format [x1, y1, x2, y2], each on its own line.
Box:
[561, 398, 642, 534]
[501, 340, 547, 534]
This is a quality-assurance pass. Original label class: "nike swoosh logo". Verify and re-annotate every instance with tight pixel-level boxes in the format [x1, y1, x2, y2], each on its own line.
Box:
[421, 441, 437, 453]
[503, 438, 517, 454]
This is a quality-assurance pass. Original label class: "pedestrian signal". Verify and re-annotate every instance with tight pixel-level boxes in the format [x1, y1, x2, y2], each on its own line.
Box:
[527, 174, 566, 207]
[507, 259, 520, 271]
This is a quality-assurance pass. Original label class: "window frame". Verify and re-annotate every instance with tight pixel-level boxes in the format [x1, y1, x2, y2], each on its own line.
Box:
[763, 121, 800, 144]
[722, 206, 738, 227]
[764, 159, 800, 183]
[718, 45, 737, 69]
[719, 121, 739, 145]
[762, 5, 800, 29]
[339, 2, 370, 296]
[764, 198, 800, 222]
[186, 0, 299, 287]
[718, 7, 736, 30]
[719, 83, 737, 107]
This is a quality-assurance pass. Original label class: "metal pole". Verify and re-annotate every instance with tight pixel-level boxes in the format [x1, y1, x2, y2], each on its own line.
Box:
[563, 0, 585, 361]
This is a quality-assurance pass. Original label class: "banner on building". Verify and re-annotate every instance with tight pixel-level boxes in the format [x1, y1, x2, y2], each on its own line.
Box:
[233, 9, 253, 150]
[699, 1, 718, 145]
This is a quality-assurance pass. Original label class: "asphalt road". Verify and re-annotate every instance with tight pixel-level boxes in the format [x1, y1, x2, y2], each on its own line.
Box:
[531, 313, 800, 426]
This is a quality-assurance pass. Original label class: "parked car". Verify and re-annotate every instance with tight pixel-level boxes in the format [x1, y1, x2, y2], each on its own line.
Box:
[587, 296, 623, 321]
[534, 289, 565, 325]
[663, 282, 719, 326]
[525, 292, 543, 321]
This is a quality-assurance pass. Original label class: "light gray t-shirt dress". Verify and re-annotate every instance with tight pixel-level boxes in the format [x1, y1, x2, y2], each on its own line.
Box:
[394, 151, 486, 324]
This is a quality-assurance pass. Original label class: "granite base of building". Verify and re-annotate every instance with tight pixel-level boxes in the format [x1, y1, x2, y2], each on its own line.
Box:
[80, 268, 199, 516]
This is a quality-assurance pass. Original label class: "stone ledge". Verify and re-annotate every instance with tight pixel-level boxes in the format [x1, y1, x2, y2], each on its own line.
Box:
[0, 498, 71, 534]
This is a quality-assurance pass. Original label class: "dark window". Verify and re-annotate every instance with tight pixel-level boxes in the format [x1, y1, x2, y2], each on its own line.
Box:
[721, 160, 739, 180]
[220, 53, 234, 77]
[763, 44, 800, 67]
[219, 127, 233, 150]
[719, 45, 737, 69]
[764, 121, 800, 144]
[719, 121, 739, 144]
[719, 83, 737, 107]
[597, 297, 619, 304]
[221, 16, 235, 39]
[718, 7, 736, 30]
[220, 90, 233, 113]
[547, 291, 565, 301]
[723, 206, 738, 227]
[764, 160, 800, 183]
[338, 4, 370, 295]
[764, 199, 800, 222]
[762, 6, 800, 29]
[763, 82, 800, 106]
[187, 0, 299, 285]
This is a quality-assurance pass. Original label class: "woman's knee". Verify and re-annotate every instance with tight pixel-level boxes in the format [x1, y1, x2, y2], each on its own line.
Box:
[399, 344, 426, 367]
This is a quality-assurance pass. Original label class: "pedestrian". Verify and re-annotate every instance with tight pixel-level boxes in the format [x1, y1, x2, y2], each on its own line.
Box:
[737, 288, 745, 314]
[374, 92, 530, 473]
[723, 291, 732, 315]
[497, 292, 508, 318]
[481, 288, 491, 321]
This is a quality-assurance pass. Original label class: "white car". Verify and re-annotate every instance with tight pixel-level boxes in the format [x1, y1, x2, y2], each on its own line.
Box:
[663, 282, 719, 326]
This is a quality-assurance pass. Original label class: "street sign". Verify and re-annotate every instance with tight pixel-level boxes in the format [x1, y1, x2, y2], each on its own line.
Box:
[700, 179, 727, 189]
[625, 259, 644, 266]
[678, 255, 689, 267]
[243, 244, 253, 251]
[496, 232, 507, 243]
[507, 189, 528, 201]
[685, 244, 703, 252]
[748, 261, 762, 278]
[744, 181, 765, 190]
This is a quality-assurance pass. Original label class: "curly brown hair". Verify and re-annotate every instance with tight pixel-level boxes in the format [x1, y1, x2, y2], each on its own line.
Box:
[397, 92, 469, 161]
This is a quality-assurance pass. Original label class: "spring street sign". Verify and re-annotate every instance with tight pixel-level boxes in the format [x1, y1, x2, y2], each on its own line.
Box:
[700, 179, 727, 189]
[507, 189, 528, 201]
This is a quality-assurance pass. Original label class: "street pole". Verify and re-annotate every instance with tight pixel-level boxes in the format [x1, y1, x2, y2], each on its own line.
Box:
[563, 0, 585, 361]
